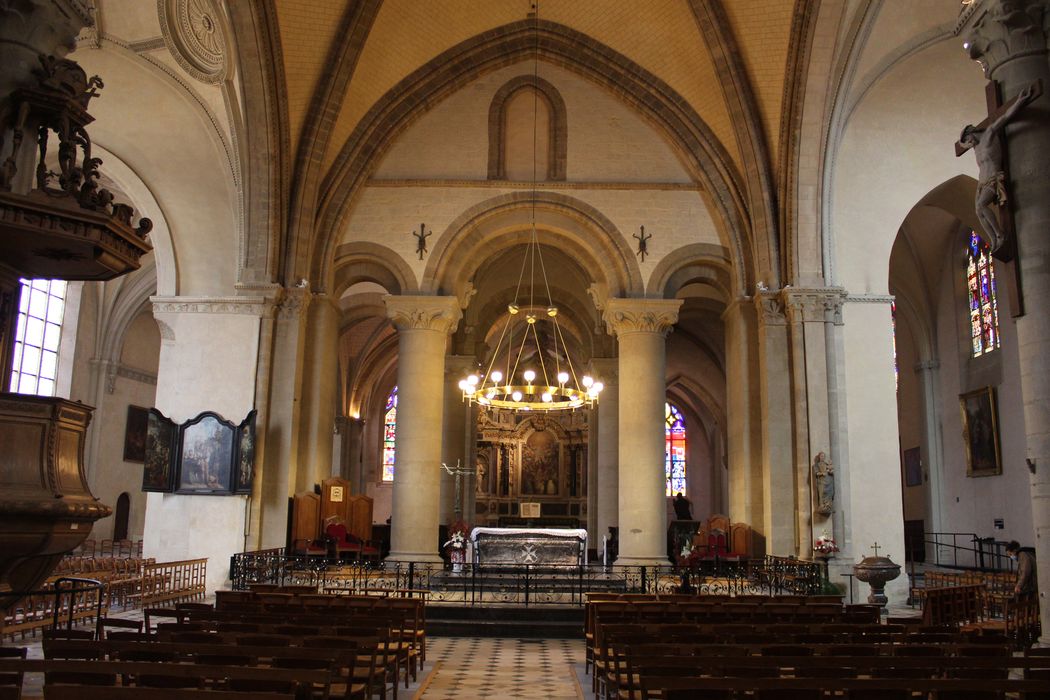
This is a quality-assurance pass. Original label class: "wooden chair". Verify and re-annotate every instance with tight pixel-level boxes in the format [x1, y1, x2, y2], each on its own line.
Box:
[96, 617, 142, 639]
[0, 647, 26, 700]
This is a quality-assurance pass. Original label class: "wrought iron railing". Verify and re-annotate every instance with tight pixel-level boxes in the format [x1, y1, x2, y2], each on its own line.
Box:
[922, 532, 1015, 571]
[229, 550, 823, 605]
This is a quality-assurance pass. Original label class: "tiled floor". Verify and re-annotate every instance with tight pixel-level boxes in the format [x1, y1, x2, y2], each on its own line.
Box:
[417, 637, 584, 700]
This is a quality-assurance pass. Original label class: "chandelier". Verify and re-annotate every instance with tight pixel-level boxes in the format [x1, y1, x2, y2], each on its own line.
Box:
[458, 2, 602, 413]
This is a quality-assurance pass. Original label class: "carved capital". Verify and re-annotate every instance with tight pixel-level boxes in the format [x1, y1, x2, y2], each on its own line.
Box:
[588, 357, 619, 384]
[959, 0, 1050, 77]
[754, 291, 787, 326]
[445, 354, 478, 377]
[783, 287, 848, 324]
[603, 298, 681, 337]
[914, 359, 942, 373]
[384, 295, 462, 335]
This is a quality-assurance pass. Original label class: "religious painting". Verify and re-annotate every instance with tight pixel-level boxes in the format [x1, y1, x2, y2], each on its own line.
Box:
[232, 410, 256, 494]
[902, 446, 923, 487]
[123, 404, 149, 463]
[960, 386, 1001, 477]
[521, 428, 559, 495]
[176, 411, 235, 494]
[142, 408, 177, 492]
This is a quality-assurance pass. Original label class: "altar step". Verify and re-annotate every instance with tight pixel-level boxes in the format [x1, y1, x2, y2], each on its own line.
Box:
[426, 604, 585, 639]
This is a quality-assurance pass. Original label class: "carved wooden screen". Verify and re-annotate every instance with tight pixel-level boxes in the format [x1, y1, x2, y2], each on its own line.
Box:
[321, 476, 351, 525]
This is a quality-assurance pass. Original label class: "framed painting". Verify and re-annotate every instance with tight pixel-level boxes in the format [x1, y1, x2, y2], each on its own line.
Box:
[960, 386, 1001, 477]
[902, 446, 922, 487]
[232, 410, 256, 494]
[142, 408, 177, 492]
[176, 411, 235, 494]
[123, 404, 149, 463]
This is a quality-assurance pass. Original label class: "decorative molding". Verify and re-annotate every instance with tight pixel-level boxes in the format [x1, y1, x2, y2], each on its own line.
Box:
[158, 0, 229, 84]
[151, 295, 270, 316]
[914, 359, 942, 372]
[959, 0, 1049, 77]
[845, 293, 896, 304]
[128, 37, 168, 53]
[602, 298, 682, 337]
[384, 295, 462, 334]
[367, 178, 700, 191]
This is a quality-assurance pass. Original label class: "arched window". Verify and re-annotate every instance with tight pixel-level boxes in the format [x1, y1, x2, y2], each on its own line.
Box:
[967, 231, 1000, 357]
[381, 386, 398, 482]
[9, 279, 67, 396]
[665, 402, 686, 497]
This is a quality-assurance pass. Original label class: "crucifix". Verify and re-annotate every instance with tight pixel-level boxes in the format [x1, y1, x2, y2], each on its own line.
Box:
[440, 459, 474, 516]
[870, 542, 881, 558]
[633, 225, 651, 262]
[955, 79, 1041, 317]
[412, 223, 432, 261]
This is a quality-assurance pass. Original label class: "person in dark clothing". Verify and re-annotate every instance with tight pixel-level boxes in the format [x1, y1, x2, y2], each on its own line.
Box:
[1006, 540, 1038, 597]
[673, 492, 693, 520]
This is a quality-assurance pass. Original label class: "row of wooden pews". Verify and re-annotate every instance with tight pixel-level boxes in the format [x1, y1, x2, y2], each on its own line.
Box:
[586, 592, 1050, 699]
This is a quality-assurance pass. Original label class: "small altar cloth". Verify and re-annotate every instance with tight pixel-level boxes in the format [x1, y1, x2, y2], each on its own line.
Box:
[470, 527, 588, 566]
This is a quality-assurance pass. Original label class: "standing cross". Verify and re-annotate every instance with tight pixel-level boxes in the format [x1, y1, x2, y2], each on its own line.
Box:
[870, 542, 881, 557]
[440, 459, 474, 516]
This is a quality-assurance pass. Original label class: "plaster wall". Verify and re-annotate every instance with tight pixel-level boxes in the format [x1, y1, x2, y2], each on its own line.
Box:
[376, 61, 692, 183]
[143, 309, 261, 592]
[840, 301, 908, 604]
[932, 246, 1033, 545]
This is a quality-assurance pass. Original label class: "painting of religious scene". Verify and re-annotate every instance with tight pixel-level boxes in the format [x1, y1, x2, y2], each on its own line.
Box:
[521, 428, 559, 496]
[233, 410, 256, 494]
[960, 386, 1001, 477]
[142, 408, 177, 492]
[177, 412, 235, 494]
[123, 405, 149, 463]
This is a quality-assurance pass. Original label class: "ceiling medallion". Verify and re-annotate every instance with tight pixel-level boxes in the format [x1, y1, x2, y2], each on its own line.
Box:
[158, 0, 229, 84]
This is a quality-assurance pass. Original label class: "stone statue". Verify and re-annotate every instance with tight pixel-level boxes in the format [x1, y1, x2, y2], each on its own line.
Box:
[813, 451, 834, 516]
[475, 458, 486, 494]
[957, 84, 1036, 253]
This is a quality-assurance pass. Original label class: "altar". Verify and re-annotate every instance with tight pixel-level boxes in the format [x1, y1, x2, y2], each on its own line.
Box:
[470, 527, 588, 566]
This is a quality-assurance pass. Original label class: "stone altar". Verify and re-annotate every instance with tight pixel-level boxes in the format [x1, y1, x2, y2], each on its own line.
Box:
[470, 527, 587, 566]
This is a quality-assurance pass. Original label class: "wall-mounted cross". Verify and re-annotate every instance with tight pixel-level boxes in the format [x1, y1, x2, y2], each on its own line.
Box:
[412, 223, 432, 261]
[633, 225, 651, 262]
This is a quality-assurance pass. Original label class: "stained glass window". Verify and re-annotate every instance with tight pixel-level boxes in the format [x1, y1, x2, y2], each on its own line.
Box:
[381, 386, 397, 482]
[967, 231, 1000, 357]
[665, 402, 686, 497]
[9, 279, 66, 396]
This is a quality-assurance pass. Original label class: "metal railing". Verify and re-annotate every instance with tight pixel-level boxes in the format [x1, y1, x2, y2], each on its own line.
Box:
[922, 532, 1015, 571]
[1, 577, 106, 637]
[229, 549, 823, 606]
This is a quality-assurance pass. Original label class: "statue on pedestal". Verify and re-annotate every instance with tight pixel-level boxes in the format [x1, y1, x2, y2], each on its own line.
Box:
[813, 451, 834, 516]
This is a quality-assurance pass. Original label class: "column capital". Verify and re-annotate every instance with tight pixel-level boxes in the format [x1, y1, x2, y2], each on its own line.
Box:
[958, 0, 1049, 77]
[384, 295, 462, 334]
[914, 359, 942, 373]
[603, 298, 682, 337]
[444, 354, 478, 377]
[782, 287, 848, 324]
[754, 291, 787, 327]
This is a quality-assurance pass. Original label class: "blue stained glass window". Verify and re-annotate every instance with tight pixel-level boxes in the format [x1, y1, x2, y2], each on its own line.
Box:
[382, 386, 397, 482]
[665, 403, 686, 497]
[967, 231, 1000, 357]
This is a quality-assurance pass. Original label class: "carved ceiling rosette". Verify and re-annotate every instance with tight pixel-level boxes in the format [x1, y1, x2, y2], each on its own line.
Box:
[602, 298, 682, 338]
[158, 0, 230, 84]
[385, 295, 462, 335]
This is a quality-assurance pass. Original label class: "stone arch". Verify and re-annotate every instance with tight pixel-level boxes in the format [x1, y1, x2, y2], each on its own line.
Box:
[647, 243, 734, 300]
[487, 74, 567, 181]
[98, 260, 159, 367]
[312, 20, 753, 298]
[422, 191, 642, 299]
[332, 241, 418, 297]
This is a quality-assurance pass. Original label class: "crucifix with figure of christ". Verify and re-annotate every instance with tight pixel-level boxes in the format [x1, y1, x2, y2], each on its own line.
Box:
[955, 79, 1041, 317]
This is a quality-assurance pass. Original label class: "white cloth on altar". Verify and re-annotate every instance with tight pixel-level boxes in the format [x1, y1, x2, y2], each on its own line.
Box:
[469, 527, 588, 564]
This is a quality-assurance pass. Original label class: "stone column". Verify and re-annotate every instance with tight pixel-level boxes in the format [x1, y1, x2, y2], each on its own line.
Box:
[298, 295, 340, 492]
[604, 299, 682, 566]
[722, 299, 764, 531]
[590, 358, 619, 560]
[914, 359, 945, 561]
[960, 0, 1050, 637]
[341, 416, 365, 490]
[441, 355, 476, 524]
[754, 291, 796, 556]
[384, 296, 461, 562]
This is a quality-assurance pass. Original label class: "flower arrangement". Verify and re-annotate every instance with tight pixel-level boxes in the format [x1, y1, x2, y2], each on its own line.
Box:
[443, 519, 471, 552]
[813, 531, 839, 555]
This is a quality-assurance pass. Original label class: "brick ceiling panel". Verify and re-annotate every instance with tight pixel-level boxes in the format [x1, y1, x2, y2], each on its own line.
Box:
[274, 0, 351, 157]
[721, 0, 796, 167]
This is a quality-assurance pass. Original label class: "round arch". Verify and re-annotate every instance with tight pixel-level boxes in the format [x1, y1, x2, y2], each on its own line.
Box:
[488, 74, 568, 181]
[647, 243, 734, 300]
[332, 241, 419, 297]
[422, 191, 642, 298]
